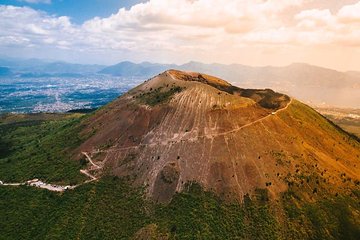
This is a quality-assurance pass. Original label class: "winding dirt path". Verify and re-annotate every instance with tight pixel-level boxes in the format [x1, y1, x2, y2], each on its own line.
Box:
[0, 152, 103, 192]
[206, 98, 293, 138]
[82, 151, 101, 169]
[80, 169, 97, 180]
[94, 98, 293, 154]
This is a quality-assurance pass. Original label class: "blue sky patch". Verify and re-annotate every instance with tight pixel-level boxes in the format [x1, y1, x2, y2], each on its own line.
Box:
[0, 0, 146, 24]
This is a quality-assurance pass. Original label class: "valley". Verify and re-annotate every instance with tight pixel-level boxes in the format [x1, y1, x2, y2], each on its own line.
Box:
[316, 107, 360, 138]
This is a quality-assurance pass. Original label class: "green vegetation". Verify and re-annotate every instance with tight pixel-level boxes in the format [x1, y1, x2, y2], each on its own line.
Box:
[2, 177, 358, 239]
[0, 178, 279, 240]
[282, 188, 360, 240]
[136, 86, 183, 106]
[155, 183, 278, 239]
[0, 177, 150, 240]
[0, 114, 87, 184]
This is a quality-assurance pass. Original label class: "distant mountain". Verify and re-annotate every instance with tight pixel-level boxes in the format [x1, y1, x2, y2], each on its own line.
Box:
[0, 67, 12, 76]
[40, 62, 105, 74]
[101, 61, 360, 89]
[0, 57, 105, 75]
[0, 57, 48, 70]
[99, 61, 176, 77]
[177, 62, 360, 88]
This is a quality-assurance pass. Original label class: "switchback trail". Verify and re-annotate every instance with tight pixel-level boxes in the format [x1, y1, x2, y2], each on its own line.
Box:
[82, 151, 101, 169]
[0, 152, 102, 192]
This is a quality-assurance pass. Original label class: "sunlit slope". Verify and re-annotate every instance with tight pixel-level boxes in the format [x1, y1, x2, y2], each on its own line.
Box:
[76, 70, 360, 202]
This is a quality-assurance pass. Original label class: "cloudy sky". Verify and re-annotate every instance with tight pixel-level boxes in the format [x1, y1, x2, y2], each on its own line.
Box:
[0, 0, 359, 71]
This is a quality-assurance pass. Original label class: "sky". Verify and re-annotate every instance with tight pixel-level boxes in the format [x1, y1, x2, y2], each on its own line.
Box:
[0, 0, 359, 71]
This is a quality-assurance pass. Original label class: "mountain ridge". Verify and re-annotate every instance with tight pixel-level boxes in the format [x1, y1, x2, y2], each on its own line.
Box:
[1, 56, 360, 108]
[0, 57, 105, 74]
[98, 61, 360, 108]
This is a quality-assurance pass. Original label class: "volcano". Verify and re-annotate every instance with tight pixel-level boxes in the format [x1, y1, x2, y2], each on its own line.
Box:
[77, 70, 360, 203]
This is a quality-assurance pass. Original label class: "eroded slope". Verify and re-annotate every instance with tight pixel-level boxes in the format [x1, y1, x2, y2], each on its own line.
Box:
[77, 70, 360, 202]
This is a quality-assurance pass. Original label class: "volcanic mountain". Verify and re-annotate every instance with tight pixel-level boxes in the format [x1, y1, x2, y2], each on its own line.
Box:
[77, 70, 360, 203]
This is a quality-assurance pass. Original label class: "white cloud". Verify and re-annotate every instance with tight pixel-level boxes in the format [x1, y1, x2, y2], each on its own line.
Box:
[83, 0, 302, 33]
[0, 5, 82, 49]
[293, 1, 360, 45]
[0, 0, 360, 70]
[81, 0, 360, 51]
[338, 1, 360, 22]
[80, 0, 306, 55]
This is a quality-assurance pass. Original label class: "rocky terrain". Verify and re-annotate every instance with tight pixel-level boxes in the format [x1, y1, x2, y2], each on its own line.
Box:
[76, 70, 360, 203]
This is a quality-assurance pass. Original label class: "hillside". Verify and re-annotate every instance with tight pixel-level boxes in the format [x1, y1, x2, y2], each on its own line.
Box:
[0, 57, 105, 75]
[78, 70, 360, 203]
[1, 70, 360, 239]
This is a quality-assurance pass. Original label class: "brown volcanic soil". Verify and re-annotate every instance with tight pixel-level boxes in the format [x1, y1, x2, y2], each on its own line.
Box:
[77, 70, 360, 202]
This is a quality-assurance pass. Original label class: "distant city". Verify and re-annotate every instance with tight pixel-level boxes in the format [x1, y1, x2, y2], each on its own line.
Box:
[0, 76, 142, 113]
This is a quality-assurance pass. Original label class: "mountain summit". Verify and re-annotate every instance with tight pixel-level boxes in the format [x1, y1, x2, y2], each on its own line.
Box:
[77, 70, 360, 203]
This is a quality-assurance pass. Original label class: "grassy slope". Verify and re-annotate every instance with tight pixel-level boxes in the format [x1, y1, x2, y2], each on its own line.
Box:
[275, 101, 360, 239]
[0, 177, 279, 240]
[0, 114, 87, 184]
[282, 188, 360, 240]
[136, 86, 183, 106]
[0, 177, 149, 240]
